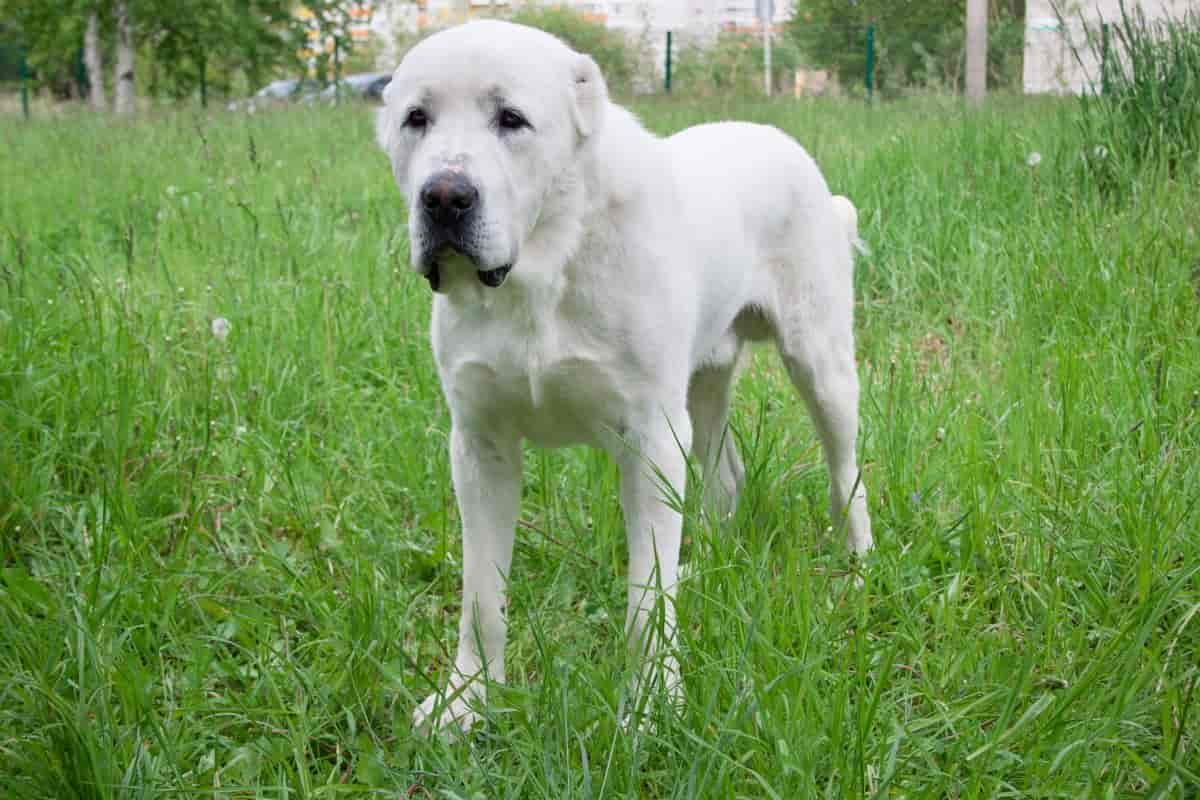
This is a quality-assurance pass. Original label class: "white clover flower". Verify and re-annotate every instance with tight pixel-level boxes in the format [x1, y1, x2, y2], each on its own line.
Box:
[1026, 151, 1042, 168]
[211, 317, 231, 342]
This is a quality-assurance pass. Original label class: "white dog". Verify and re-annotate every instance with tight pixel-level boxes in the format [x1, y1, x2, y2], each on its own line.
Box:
[376, 20, 872, 733]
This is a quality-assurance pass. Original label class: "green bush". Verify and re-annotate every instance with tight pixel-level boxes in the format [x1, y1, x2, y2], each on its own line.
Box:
[509, 6, 641, 95]
[673, 32, 801, 96]
[1071, 1, 1200, 192]
[787, 0, 1026, 94]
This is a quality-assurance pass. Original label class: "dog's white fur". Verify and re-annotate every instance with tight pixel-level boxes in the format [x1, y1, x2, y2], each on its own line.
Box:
[377, 21, 872, 733]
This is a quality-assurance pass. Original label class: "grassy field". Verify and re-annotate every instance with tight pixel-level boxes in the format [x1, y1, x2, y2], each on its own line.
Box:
[1, 94, 1198, 797]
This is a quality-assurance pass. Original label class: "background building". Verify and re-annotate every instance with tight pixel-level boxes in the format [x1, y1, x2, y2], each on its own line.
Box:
[1024, 0, 1198, 93]
[366, 1, 791, 43]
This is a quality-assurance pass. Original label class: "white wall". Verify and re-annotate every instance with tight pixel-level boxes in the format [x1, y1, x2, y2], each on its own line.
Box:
[1024, 0, 1198, 93]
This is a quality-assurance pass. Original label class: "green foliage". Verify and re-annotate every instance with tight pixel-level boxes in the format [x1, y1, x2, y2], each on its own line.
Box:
[0, 0, 90, 98]
[509, 6, 641, 95]
[788, 0, 1026, 93]
[1071, 2, 1200, 193]
[146, 0, 303, 102]
[0, 0, 305, 104]
[673, 32, 802, 96]
[0, 25, 26, 83]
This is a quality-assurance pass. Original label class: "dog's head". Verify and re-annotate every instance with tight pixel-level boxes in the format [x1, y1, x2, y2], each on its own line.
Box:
[377, 21, 607, 292]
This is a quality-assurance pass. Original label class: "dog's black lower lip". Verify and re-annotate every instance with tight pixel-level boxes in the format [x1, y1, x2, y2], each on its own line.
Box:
[477, 265, 512, 287]
[424, 261, 441, 292]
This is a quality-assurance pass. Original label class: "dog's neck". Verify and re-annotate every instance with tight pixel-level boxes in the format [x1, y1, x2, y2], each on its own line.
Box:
[516, 103, 662, 289]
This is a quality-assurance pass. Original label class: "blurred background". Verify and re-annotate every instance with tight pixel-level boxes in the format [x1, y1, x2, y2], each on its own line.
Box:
[4, 0, 1193, 116]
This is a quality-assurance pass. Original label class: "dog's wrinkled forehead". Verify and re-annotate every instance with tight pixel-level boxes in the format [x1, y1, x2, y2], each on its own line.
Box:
[385, 21, 574, 109]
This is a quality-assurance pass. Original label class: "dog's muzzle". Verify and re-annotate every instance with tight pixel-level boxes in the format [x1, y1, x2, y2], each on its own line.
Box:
[415, 171, 512, 291]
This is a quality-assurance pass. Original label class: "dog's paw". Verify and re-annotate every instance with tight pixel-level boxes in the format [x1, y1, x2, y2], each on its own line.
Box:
[413, 686, 483, 737]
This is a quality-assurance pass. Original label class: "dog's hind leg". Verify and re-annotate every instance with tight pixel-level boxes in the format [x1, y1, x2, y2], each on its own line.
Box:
[776, 331, 872, 555]
[688, 352, 745, 520]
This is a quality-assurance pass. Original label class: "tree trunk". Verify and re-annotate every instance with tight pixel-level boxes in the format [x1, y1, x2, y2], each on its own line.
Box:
[113, 0, 136, 114]
[84, 10, 107, 111]
[966, 0, 988, 105]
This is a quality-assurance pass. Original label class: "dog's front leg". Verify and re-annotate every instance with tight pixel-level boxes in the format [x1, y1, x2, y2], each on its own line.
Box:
[414, 425, 522, 735]
[617, 416, 692, 717]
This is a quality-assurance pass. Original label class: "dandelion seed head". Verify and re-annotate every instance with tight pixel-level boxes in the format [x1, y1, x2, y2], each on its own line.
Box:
[211, 317, 231, 342]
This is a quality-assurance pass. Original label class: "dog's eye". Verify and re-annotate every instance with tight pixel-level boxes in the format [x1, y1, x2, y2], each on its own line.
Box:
[497, 108, 530, 132]
[404, 108, 428, 130]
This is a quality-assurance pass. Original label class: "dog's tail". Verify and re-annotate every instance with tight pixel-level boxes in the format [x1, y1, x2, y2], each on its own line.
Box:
[831, 194, 869, 257]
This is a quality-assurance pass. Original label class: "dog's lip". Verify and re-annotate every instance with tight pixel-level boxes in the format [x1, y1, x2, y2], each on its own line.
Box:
[476, 265, 512, 287]
[417, 247, 510, 292]
[423, 261, 441, 292]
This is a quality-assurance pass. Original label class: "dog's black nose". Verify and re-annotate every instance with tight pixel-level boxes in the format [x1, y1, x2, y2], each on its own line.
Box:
[419, 171, 478, 227]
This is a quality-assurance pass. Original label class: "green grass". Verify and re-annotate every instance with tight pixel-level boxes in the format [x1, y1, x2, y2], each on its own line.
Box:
[1, 95, 1198, 797]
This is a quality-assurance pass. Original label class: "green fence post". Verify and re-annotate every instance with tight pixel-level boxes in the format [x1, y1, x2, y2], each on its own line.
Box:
[19, 46, 30, 120]
[1100, 22, 1111, 95]
[865, 24, 875, 101]
[200, 52, 208, 108]
[665, 30, 673, 93]
[75, 47, 87, 100]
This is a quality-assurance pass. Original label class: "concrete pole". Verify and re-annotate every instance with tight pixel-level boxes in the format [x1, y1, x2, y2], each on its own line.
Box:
[763, 18, 772, 97]
[966, 0, 988, 104]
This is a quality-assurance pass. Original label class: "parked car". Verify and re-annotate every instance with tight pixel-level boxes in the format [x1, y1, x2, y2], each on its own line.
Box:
[253, 78, 321, 103]
[318, 72, 392, 104]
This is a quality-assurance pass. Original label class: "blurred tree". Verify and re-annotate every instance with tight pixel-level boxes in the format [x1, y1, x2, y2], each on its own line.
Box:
[0, 0, 304, 108]
[145, 0, 302, 104]
[300, 1, 358, 87]
[674, 31, 803, 97]
[0, 0, 95, 101]
[113, 0, 133, 112]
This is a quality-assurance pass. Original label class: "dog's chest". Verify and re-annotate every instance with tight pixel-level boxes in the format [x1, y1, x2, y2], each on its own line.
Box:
[433, 292, 632, 447]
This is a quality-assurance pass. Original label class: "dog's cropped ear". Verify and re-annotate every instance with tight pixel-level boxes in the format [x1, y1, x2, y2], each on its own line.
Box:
[569, 53, 607, 139]
[375, 106, 395, 156]
[375, 81, 398, 155]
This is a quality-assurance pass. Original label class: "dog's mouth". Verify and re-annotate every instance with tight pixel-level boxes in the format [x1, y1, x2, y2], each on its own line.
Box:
[420, 244, 513, 292]
[476, 265, 512, 287]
